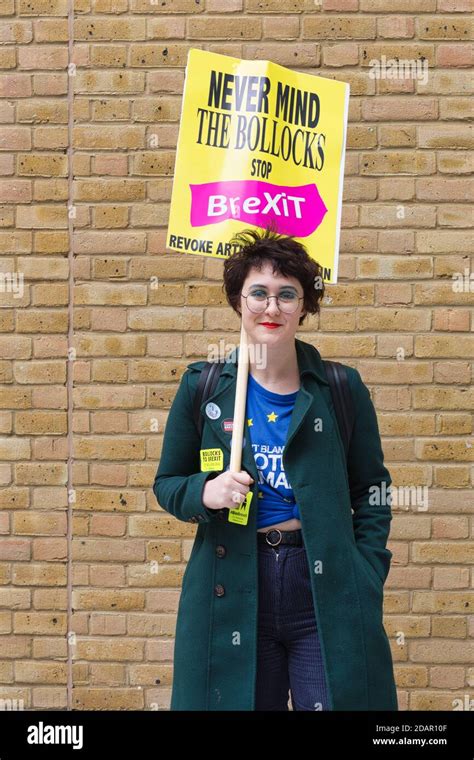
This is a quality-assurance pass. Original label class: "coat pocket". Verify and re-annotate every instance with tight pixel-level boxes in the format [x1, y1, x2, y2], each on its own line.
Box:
[352, 545, 384, 596]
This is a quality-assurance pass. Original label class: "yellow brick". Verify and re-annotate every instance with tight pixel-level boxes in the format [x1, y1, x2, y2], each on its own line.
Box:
[73, 687, 144, 710]
[74, 437, 145, 460]
[73, 124, 145, 149]
[75, 284, 146, 306]
[431, 616, 467, 638]
[15, 412, 67, 434]
[93, 205, 129, 228]
[412, 542, 474, 563]
[303, 16, 376, 39]
[394, 666, 428, 687]
[14, 612, 67, 635]
[0, 438, 31, 460]
[412, 591, 474, 614]
[16, 661, 67, 683]
[15, 463, 66, 486]
[16, 358, 67, 383]
[16, 205, 67, 229]
[75, 489, 146, 511]
[75, 179, 145, 202]
[17, 153, 67, 177]
[17, 100, 67, 123]
[74, 18, 146, 41]
[92, 99, 130, 120]
[13, 564, 66, 586]
[73, 590, 144, 612]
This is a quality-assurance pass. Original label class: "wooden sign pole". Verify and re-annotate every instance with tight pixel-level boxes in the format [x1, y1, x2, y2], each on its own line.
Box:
[229, 321, 249, 473]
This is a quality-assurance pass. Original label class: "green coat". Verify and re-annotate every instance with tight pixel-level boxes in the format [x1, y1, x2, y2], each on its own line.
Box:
[153, 338, 398, 711]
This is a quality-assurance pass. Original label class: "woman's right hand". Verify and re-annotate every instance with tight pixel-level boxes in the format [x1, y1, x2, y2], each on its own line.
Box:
[202, 470, 254, 511]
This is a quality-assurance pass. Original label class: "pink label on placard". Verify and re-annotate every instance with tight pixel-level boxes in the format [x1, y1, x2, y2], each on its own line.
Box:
[189, 180, 327, 238]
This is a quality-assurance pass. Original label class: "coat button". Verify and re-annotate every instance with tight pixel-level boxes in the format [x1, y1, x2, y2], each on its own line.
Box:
[214, 584, 225, 597]
[216, 545, 226, 558]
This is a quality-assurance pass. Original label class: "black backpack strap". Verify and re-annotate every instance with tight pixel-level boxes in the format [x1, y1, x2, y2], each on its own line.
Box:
[322, 360, 355, 460]
[193, 360, 226, 438]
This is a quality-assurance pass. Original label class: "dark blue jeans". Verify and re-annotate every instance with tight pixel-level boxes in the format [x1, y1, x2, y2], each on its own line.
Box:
[255, 540, 331, 711]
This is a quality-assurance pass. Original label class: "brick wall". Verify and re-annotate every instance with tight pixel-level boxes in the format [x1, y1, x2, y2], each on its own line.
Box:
[1, 0, 472, 711]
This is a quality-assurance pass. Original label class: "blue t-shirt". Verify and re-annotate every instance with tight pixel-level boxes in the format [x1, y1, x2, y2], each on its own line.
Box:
[245, 373, 301, 529]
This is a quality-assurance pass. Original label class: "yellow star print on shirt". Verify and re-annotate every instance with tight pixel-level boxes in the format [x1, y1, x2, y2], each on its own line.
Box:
[267, 411, 278, 423]
[247, 418, 253, 426]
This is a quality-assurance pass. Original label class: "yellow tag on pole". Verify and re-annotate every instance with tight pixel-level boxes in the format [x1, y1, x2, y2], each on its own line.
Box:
[228, 490, 253, 526]
[200, 448, 224, 472]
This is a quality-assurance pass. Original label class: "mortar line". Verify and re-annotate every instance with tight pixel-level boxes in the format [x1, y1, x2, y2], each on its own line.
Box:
[66, 0, 75, 712]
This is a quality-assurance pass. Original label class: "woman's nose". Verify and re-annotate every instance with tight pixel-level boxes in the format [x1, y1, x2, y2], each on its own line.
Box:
[264, 296, 281, 316]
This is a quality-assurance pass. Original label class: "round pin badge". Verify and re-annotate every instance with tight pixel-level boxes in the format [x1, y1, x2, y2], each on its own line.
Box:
[205, 402, 221, 420]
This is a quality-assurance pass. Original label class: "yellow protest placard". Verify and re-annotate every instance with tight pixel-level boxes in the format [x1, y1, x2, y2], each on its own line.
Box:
[167, 48, 349, 284]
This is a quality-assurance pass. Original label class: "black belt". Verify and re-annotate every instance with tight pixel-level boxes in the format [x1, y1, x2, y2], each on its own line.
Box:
[257, 528, 303, 547]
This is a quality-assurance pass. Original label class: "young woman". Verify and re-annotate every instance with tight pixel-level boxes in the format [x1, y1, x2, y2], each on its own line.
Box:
[153, 226, 398, 712]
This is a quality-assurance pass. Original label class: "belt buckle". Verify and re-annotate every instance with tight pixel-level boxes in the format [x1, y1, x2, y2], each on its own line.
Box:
[265, 529, 282, 547]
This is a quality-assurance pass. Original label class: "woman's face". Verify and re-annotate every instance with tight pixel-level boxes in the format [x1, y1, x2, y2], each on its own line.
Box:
[237, 261, 306, 349]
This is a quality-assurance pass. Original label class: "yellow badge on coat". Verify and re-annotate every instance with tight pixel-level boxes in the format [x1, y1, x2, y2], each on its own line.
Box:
[200, 448, 224, 472]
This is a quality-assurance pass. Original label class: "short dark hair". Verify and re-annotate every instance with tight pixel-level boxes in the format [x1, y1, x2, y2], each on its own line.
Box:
[222, 223, 325, 326]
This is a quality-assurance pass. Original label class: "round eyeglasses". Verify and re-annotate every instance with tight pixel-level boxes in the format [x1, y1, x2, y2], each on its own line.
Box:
[241, 289, 304, 315]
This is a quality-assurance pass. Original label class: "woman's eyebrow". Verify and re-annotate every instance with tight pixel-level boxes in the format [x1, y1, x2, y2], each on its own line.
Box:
[249, 283, 298, 291]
